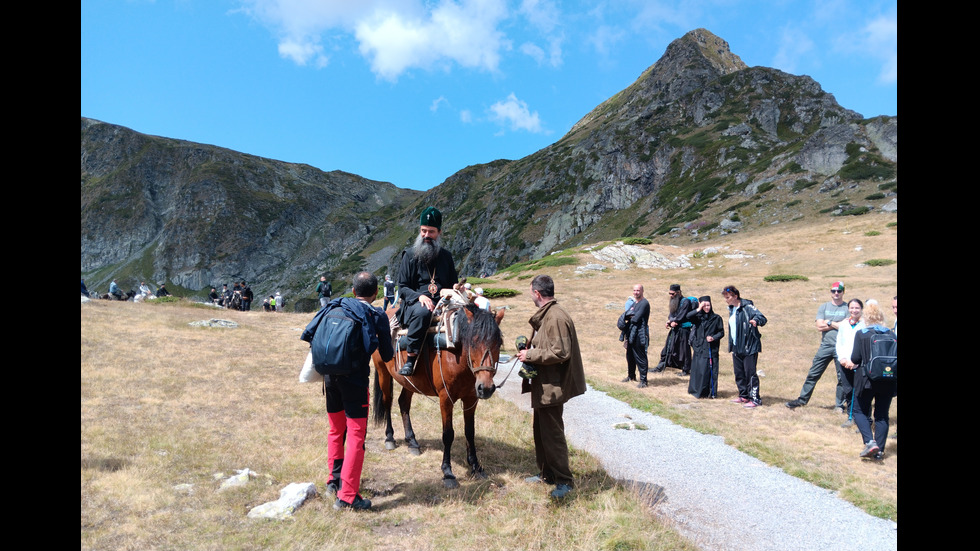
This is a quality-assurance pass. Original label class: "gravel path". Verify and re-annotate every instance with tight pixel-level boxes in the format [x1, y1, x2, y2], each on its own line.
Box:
[492, 363, 898, 551]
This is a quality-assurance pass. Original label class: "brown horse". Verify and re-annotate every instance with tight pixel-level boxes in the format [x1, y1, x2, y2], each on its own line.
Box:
[372, 303, 505, 488]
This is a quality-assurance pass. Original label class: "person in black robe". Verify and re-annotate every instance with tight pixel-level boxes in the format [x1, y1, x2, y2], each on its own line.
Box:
[686, 295, 725, 398]
[396, 206, 459, 375]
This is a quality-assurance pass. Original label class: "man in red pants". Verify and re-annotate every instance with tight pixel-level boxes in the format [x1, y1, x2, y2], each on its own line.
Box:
[323, 271, 394, 510]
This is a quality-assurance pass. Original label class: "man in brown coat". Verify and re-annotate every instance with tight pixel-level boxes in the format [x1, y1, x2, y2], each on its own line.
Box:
[517, 275, 587, 499]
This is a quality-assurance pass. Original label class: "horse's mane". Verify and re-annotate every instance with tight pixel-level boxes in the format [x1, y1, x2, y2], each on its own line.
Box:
[456, 303, 503, 350]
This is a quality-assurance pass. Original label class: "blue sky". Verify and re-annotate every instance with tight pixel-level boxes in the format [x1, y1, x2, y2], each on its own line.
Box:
[81, 0, 897, 192]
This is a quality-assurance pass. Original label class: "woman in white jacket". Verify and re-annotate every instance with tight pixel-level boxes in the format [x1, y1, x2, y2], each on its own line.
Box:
[836, 299, 864, 425]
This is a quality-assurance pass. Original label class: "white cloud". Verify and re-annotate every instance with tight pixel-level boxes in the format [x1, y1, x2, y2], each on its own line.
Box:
[861, 13, 897, 83]
[488, 93, 543, 133]
[460, 109, 473, 123]
[239, 0, 515, 80]
[430, 96, 449, 112]
[772, 26, 815, 75]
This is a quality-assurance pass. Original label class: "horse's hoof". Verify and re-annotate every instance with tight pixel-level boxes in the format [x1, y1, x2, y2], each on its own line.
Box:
[408, 447, 421, 456]
[443, 478, 459, 489]
[385, 441, 396, 451]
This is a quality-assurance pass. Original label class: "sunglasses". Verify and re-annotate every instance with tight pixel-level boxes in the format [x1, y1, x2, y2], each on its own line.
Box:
[831, 289, 843, 294]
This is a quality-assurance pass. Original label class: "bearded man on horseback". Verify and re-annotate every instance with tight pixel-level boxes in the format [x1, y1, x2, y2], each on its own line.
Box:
[396, 206, 459, 376]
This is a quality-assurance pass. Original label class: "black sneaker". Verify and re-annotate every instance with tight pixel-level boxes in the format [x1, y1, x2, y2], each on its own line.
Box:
[324, 481, 340, 497]
[334, 494, 372, 510]
[621, 377, 635, 383]
[398, 356, 416, 376]
[786, 399, 805, 409]
[637, 381, 648, 389]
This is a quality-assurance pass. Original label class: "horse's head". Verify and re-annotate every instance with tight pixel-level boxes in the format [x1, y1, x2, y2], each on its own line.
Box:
[459, 304, 505, 399]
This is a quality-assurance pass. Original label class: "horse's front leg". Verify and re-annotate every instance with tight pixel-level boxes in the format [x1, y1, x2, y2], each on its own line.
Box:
[397, 386, 420, 455]
[439, 394, 459, 488]
[463, 396, 486, 478]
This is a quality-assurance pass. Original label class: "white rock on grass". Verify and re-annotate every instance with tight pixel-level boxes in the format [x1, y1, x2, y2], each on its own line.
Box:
[247, 482, 318, 520]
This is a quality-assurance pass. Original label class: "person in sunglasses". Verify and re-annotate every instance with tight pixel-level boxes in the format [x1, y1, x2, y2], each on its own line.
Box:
[786, 282, 849, 411]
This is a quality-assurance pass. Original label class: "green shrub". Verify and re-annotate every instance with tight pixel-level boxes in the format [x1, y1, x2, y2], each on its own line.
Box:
[785, 200, 802, 208]
[864, 259, 895, 267]
[886, 222, 897, 228]
[864, 231, 881, 236]
[621, 237, 652, 245]
[150, 296, 182, 304]
[763, 274, 809, 282]
[481, 288, 519, 299]
[864, 193, 886, 201]
[837, 206, 871, 216]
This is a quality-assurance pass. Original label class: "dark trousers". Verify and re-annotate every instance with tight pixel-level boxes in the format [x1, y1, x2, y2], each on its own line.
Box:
[853, 380, 895, 446]
[401, 300, 433, 355]
[626, 341, 648, 382]
[532, 404, 573, 487]
[732, 352, 761, 404]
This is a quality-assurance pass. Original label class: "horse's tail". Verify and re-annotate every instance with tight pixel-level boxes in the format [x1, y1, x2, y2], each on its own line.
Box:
[372, 357, 389, 428]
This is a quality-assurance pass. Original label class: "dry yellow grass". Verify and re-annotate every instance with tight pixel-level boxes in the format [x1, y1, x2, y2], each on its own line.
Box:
[81, 300, 696, 550]
[81, 212, 896, 549]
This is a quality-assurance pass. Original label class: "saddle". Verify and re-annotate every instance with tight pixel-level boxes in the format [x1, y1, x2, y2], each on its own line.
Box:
[392, 288, 473, 351]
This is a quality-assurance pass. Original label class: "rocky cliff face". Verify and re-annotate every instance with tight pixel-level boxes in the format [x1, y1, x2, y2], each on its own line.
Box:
[81, 28, 896, 297]
[81, 117, 420, 295]
[411, 29, 896, 276]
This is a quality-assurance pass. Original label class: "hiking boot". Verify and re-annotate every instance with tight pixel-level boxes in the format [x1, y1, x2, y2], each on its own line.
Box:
[859, 441, 880, 458]
[731, 396, 749, 403]
[840, 418, 854, 428]
[398, 356, 416, 376]
[743, 401, 758, 409]
[652, 362, 666, 373]
[324, 481, 340, 497]
[637, 381, 648, 389]
[621, 377, 635, 383]
[786, 399, 805, 409]
[550, 483, 572, 500]
[334, 494, 372, 510]
[678, 370, 690, 377]
[833, 406, 845, 414]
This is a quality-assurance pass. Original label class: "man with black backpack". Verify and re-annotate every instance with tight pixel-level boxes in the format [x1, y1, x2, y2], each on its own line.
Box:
[301, 271, 394, 510]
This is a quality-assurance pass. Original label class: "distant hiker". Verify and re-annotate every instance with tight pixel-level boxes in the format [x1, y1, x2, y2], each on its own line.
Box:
[653, 283, 695, 376]
[316, 276, 333, 309]
[270, 294, 277, 312]
[221, 284, 232, 307]
[723, 285, 767, 408]
[156, 283, 171, 297]
[108, 279, 124, 300]
[264, 296, 272, 312]
[81, 279, 90, 298]
[139, 281, 152, 299]
[622, 284, 650, 388]
[209, 287, 220, 304]
[383, 275, 396, 311]
[275, 292, 283, 312]
[396, 206, 459, 376]
[787, 282, 848, 411]
[241, 281, 253, 311]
